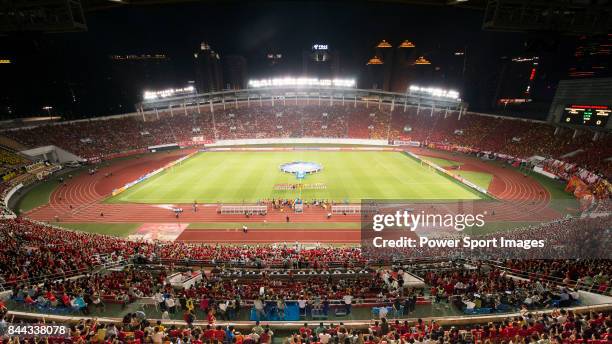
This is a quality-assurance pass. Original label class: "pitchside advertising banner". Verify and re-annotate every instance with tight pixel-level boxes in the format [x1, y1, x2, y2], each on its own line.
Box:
[359, 199, 611, 260]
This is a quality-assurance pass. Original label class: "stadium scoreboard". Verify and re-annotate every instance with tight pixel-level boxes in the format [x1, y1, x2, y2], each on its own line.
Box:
[560, 104, 610, 127]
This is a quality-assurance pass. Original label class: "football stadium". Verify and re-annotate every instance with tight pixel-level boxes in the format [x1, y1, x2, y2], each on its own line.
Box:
[0, 0, 611, 342]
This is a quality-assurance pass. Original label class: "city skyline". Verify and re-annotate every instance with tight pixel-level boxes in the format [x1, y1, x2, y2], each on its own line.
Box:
[0, 1, 607, 120]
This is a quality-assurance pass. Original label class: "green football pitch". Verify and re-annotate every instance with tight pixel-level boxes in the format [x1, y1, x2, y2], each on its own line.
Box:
[106, 151, 487, 203]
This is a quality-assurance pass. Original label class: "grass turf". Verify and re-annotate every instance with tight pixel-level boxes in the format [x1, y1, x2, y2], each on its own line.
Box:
[15, 167, 86, 213]
[107, 151, 487, 204]
[15, 180, 60, 213]
[419, 156, 492, 190]
[447, 170, 494, 190]
[57, 223, 140, 237]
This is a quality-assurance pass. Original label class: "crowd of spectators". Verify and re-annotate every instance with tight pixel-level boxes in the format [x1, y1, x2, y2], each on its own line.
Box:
[0, 217, 611, 344]
[502, 260, 611, 289]
[287, 310, 612, 344]
[0, 218, 367, 289]
[421, 267, 582, 312]
[2, 102, 609, 182]
[10, 266, 165, 315]
[2, 217, 611, 314]
[1, 308, 609, 344]
[0, 218, 148, 286]
[0, 145, 65, 220]
[0, 312, 275, 343]
[363, 215, 611, 265]
[2, 217, 610, 289]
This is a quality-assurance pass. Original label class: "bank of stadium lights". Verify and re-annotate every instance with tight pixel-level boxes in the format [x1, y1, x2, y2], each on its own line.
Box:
[143, 86, 195, 100]
[247, 78, 356, 88]
[409, 85, 460, 100]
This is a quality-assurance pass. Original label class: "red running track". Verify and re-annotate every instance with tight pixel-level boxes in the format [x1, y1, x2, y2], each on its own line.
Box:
[25, 148, 562, 243]
[176, 229, 360, 243]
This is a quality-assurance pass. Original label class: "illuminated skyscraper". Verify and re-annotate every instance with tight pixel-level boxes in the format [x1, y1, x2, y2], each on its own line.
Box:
[376, 40, 394, 91]
[194, 42, 223, 93]
[223, 55, 247, 90]
[364, 55, 384, 90]
[364, 40, 419, 92]
[390, 40, 417, 92]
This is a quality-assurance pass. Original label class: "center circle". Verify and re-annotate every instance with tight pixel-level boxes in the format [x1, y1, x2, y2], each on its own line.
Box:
[280, 161, 323, 175]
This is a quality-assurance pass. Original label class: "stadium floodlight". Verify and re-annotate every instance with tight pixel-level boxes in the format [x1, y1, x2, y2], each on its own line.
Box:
[143, 86, 195, 100]
[409, 85, 460, 100]
[247, 77, 355, 88]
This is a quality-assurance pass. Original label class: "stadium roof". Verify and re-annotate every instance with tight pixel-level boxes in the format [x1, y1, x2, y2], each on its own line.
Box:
[137, 86, 466, 112]
[3, 0, 607, 34]
[79, 0, 489, 12]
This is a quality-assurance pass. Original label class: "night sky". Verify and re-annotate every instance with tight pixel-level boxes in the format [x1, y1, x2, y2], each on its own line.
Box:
[0, 1, 577, 120]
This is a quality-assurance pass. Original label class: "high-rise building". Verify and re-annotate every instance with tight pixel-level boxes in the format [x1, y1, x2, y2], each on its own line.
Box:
[302, 44, 339, 78]
[364, 40, 421, 92]
[364, 55, 384, 90]
[223, 55, 247, 90]
[265, 50, 284, 75]
[266, 51, 283, 67]
[194, 42, 223, 93]
[375, 40, 394, 91]
[390, 40, 417, 92]
[568, 34, 611, 79]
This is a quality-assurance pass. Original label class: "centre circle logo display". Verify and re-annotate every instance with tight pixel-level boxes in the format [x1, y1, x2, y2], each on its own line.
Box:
[280, 161, 322, 178]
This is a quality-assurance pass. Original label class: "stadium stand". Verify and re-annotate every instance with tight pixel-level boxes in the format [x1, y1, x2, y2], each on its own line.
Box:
[0, 99, 610, 340]
[0, 215, 610, 342]
[1, 103, 609, 180]
[2, 217, 610, 296]
[0, 309, 610, 343]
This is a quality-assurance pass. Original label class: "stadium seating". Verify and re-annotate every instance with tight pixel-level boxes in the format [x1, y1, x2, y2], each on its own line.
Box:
[0, 309, 607, 343]
[2, 217, 610, 294]
[1, 103, 609, 182]
[0, 216, 611, 342]
[0, 102, 610, 341]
